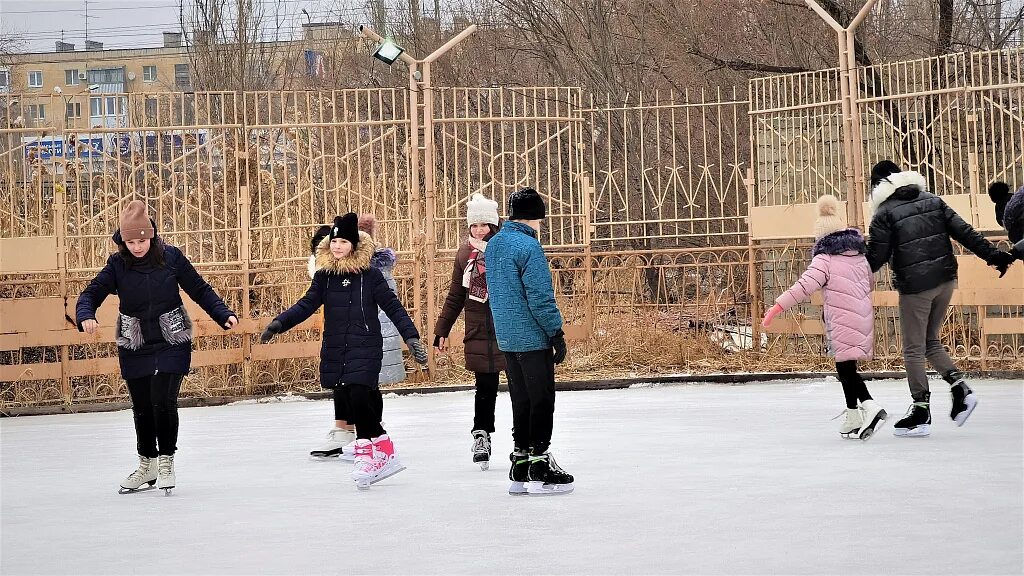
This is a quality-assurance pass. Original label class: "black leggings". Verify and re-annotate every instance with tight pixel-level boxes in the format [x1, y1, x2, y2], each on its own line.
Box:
[473, 372, 501, 433]
[334, 384, 385, 439]
[836, 360, 872, 409]
[126, 373, 184, 457]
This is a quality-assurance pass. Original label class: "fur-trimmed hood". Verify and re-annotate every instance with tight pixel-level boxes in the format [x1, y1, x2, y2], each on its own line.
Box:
[869, 170, 928, 221]
[371, 247, 397, 270]
[813, 228, 866, 256]
[311, 231, 376, 275]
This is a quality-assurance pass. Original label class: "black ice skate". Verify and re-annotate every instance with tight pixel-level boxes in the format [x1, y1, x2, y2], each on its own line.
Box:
[947, 372, 978, 427]
[525, 451, 574, 495]
[508, 449, 529, 495]
[893, 402, 931, 438]
[471, 430, 491, 470]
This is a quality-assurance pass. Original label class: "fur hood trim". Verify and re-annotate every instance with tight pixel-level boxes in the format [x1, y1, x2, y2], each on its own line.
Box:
[870, 170, 928, 219]
[371, 247, 397, 269]
[812, 228, 866, 256]
[313, 231, 376, 274]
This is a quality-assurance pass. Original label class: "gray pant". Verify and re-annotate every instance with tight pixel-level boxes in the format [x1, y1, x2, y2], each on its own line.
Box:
[898, 280, 958, 402]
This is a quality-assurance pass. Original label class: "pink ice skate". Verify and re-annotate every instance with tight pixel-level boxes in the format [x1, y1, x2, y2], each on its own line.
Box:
[350, 435, 406, 490]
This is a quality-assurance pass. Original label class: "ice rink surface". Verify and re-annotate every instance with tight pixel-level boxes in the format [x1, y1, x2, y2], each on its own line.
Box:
[2, 378, 1021, 575]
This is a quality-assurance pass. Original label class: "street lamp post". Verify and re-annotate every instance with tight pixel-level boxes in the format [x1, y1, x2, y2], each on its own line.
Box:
[358, 23, 477, 374]
[805, 0, 877, 228]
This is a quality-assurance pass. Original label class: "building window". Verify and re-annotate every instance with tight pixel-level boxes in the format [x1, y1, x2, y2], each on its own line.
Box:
[27, 104, 46, 121]
[174, 64, 190, 90]
[0, 69, 10, 92]
[143, 66, 157, 82]
[65, 69, 81, 86]
[28, 71, 43, 88]
[87, 67, 125, 86]
[90, 96, 126, 117]
[66, 102, 82, 118]
[145, 97, 158, 119]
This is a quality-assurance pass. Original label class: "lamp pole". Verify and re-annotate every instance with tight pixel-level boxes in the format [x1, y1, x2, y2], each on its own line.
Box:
[805, 0, 877, 228]
[359, 23, 477, 375]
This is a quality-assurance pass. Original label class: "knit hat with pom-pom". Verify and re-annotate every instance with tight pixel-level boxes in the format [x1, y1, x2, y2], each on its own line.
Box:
[814, 194, 846, 239]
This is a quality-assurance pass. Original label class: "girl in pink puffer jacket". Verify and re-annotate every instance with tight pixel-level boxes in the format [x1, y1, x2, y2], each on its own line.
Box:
[762, 195, 888, 440]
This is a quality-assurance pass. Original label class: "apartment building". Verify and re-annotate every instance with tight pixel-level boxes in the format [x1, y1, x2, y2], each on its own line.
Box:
[1, 33, 192, 130]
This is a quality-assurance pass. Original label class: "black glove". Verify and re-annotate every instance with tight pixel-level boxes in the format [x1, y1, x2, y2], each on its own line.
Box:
[407, 338, 428, 365]
[987, 251, 1015, 278]
[551, 330, 567, 365]
[260, 320, 283, 344]
[1012, 240, 1024, 261]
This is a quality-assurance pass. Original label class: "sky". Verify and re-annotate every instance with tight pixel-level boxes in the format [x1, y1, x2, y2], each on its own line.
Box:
[0, 0, 362, 53]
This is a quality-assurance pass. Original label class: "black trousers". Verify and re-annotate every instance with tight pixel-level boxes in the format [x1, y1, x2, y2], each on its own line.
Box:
[504, 349, 556, 454]
[836, 360, 872, 409]
[473, 372, 501, 433]
[126, 373, 184, 457]
[332, 387, 350, 422]
[334, 384, 385, 440]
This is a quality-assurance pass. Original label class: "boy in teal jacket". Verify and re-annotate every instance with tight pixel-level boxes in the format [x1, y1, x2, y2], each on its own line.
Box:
[485, 188, 574, 496]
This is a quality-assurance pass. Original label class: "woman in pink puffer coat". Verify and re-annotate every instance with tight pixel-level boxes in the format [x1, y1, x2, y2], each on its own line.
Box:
[762, 195, 888, 440]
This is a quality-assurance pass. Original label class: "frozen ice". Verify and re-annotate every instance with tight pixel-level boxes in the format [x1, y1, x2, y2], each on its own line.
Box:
[2, 379, 1021, 575]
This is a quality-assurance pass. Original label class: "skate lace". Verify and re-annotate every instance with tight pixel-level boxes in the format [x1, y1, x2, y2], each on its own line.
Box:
[158, 456, 174, 476]
[127, 459, 151, 482]
[545, 454, 565, 474]
[356, 449, 386, 474]
[472, 435, 490, 453]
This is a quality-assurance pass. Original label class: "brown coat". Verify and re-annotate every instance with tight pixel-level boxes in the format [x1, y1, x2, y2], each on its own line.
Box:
[434, 239, 505, 374]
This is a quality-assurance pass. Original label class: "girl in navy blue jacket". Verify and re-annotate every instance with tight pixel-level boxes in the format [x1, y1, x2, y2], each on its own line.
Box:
[261, 213, 427, 489]
[76, 201, 237, 494]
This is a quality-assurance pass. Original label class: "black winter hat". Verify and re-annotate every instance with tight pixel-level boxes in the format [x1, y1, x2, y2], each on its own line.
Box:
[508, 187, 546, 221]
[988, 181, 1011, 227]
[328, 213, 360, 248]
[869, 160, 902, 188]
[310, 225, 331, 255]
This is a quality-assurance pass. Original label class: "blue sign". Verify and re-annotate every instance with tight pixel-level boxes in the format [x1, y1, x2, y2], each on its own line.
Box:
[24, 135, 106, 160]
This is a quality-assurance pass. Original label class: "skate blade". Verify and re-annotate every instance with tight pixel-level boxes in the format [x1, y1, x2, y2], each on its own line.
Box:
[893, 424, 930, 438]
[118, 482, 156, 494]
[508, 481, 528, 495]
[162, 488, 174, 496]
[478, 461, 490, 471]
[526, 481, 574, 496]
[353, 464, 407, 489]
[954, 396, 977, 427]
[310, 453, 341, 460]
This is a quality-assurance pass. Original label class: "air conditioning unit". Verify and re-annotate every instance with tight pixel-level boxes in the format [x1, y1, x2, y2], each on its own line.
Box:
[78, 72, 87, 81]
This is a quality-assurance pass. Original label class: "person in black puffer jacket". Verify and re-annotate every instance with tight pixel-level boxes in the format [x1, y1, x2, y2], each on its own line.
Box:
[76, 200, 238, 494]
[866, 161, 1015, 438]
[261, 213, 427, 489]
[987, 181, 1024, 260]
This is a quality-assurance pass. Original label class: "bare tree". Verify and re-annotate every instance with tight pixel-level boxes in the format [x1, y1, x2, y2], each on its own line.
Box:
[181, 0, 291, 91]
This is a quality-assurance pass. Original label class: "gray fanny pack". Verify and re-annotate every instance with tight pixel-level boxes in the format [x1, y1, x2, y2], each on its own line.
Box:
[115, 305, 193, 350]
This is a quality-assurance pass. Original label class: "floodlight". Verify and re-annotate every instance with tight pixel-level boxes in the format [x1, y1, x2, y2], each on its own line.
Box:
[373, 40, 404, 65]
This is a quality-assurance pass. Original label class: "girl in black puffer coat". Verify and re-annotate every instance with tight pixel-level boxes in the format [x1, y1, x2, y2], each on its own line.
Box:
[76, 201, 238, 494]
[866, 161, 1014, 438]
[261, 213, 427, 489]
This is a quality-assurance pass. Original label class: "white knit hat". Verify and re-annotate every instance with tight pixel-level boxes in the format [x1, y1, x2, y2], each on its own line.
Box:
[466, 193, 499, 227]
[814, 194, 846, 239]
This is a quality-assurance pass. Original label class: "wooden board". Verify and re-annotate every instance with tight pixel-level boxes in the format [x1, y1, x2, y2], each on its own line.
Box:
[750, 202, 848, 240]
[0, 236, 59, 274]
[0, 297, 69, 333]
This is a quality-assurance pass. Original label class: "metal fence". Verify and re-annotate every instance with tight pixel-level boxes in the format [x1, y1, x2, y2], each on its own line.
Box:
[1, 47, 1021, 410]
